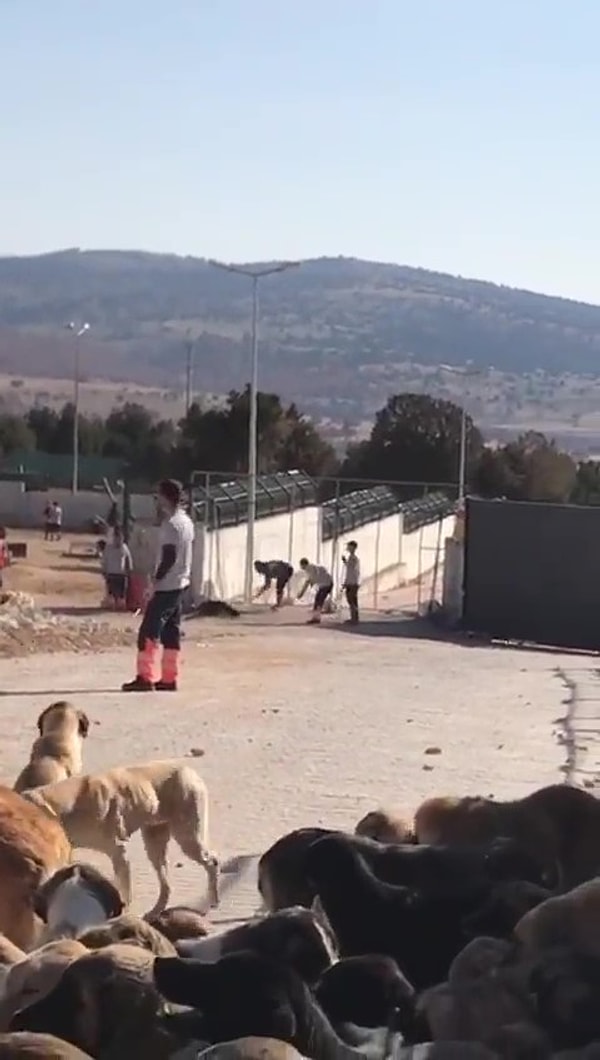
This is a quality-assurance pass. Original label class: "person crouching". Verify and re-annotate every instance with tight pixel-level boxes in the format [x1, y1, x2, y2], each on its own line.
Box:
[254, 559, 294, 610]
[297, 558, 333, 625]
[122, 479, 194, 692]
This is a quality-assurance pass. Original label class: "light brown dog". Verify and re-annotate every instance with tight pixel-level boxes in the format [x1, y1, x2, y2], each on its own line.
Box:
[354, 808, 414, 844]
[0, 940, 88, 1028]
[22, 761, 219, 917]
[0, 788, 71, 950]
[14, 703, 90, 794]
[0, 1032, 93, 1058]
[414, 782, 600, 888]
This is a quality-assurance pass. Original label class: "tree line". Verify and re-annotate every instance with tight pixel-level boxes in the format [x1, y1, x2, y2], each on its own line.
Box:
[0, 387, 598, 505]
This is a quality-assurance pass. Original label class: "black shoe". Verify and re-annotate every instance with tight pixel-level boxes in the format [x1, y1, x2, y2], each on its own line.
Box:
[155, 680, 178, 692]
[121, 677, 155, 692]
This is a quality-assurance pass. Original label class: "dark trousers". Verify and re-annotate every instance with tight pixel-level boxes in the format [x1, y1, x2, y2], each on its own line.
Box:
[275, 565, 293, 605]
[314, 582, 333, 611]
[345, 584, 359, 622]
[138, 589, 183, 651]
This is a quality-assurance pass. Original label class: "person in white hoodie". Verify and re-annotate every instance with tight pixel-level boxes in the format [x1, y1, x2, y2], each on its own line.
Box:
[341, 539, 360, 624]
[297, 558, 333, 625]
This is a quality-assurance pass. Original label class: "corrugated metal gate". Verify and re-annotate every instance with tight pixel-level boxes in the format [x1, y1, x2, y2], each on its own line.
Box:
[463, 497, 600, 651]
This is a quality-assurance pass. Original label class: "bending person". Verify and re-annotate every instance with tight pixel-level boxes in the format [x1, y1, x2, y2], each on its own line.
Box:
[297, 558, 333, 625]
[254, 559, 294, 610]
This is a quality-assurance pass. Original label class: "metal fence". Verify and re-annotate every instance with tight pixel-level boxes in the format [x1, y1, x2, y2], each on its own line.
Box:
[188, 470, 458, 535]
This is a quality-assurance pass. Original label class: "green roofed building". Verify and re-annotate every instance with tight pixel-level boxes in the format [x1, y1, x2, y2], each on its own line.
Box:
[0, 450, 127, 491]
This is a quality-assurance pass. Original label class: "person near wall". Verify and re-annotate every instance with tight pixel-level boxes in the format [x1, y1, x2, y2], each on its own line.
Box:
[297, 558, 334, 625]
[43, 502, 52, 541]
[48, 501, 62, 541]
[122, 479, 194, 692]
[101, 525, 132, 610]
[253, 559, 294, 610]
[0, 528, 10, 589]
[341, 539, 360, 624]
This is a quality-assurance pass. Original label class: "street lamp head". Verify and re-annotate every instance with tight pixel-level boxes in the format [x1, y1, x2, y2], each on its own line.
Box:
[65, 322, 90, 337]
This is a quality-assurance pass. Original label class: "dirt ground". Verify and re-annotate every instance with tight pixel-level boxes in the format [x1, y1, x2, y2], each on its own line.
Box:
[6, 528, 108, 607]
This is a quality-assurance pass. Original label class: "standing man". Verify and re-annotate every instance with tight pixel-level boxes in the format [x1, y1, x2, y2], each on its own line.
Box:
[297, 558, 334, 625]
[254, 559, 294, 610]
[342, 539, 360, 624]
[122, 479, 194, 692]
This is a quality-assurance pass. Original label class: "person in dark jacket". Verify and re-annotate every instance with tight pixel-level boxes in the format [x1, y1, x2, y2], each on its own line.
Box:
[254, 560, 294, 610]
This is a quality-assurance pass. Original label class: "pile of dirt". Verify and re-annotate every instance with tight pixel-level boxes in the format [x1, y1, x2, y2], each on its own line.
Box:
[0, 591, 135, 657]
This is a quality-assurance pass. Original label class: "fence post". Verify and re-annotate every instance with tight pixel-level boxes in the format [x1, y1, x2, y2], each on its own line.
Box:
[331, 478, 341, 604]
[374, 515, 381, 610]
[288, 486, 295, 563]
[205, 472, 212, 598]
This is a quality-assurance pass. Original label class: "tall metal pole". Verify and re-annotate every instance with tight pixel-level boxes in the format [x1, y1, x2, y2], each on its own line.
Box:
[458, 406, 467, 503]
[184, 332, 194, 415]
[246, 275, 259, 603]
[73, 333, 80, 495]
[440, 362, 485, 504]
[208, 259, 301, 603]
[66, 322, 90, 494]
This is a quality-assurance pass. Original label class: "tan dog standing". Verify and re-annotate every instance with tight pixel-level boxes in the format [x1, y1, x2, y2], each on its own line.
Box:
[14, 702, 90, 794]
[22, 760, 219, 917]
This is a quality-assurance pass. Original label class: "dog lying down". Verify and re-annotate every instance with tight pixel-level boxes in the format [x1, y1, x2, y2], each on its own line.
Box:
[21, 760, 219, 917]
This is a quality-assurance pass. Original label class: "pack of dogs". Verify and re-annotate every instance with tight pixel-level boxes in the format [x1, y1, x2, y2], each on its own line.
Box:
[0, 702, 598, 1056]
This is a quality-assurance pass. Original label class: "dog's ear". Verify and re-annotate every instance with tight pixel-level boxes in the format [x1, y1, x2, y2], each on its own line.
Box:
[36, 704, 53, 735]
[77, 711, 90, 738]
[75, 864, 124, 918]
[33, 866, 74, 922]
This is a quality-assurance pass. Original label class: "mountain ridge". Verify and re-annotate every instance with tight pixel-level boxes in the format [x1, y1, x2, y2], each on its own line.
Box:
[1, 249, 600, 418]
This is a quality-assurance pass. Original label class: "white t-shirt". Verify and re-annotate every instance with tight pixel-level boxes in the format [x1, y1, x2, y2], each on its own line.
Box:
[303, 563, 332, 587]
[155, 508, 195, 591]
[52, 505, 62, 526]
[102, 542, 132, 576]
[343, 554, 361, 586]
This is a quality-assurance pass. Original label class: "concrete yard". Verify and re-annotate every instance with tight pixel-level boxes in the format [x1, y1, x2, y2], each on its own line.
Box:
[0, 612, 597, 927]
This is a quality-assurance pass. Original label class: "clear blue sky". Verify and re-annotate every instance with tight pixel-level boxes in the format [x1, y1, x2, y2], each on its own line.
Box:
[2, 0, 599, 303]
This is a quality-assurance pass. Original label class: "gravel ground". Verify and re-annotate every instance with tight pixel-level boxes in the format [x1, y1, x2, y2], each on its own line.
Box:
[0, 613, 596, 928]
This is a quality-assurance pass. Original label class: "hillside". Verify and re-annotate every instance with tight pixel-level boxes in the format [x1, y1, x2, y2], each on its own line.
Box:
[1, 249, 600, 421]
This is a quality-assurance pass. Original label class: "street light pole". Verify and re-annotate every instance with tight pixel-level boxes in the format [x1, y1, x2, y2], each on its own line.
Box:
[208, 259, 300, 603]
[184, 330, 195, 415]
[440, 362, 485, 503]
[66, 322, 90, 494]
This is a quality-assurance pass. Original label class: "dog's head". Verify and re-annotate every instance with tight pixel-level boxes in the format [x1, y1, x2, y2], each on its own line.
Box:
[37, 702, 90, 739]
[33, 863, 124, 927]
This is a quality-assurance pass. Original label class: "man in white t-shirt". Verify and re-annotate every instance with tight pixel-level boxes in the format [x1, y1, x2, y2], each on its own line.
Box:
[297, 557, 334, 625]
[122, 479, 194, 693]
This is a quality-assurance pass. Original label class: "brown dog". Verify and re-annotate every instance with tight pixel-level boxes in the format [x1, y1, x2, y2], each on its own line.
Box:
[414, 783, 600, 888]
[0, 788, 71, 950]
[14, 703, 90, 794]
[355, 808, 414, 844]
[22, 761, 219, 917]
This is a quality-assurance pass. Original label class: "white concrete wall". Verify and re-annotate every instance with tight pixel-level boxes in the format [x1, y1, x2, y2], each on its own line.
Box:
[202, 505, 321, 600]
[194, 507, 455, 607]
[0, 482, 155, 530]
